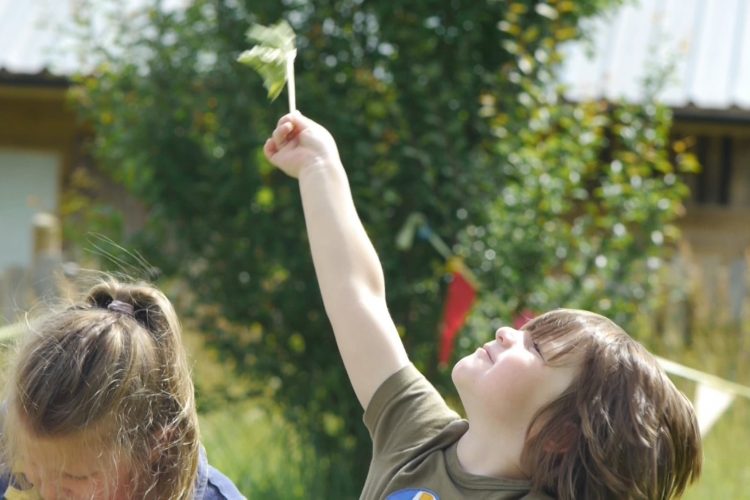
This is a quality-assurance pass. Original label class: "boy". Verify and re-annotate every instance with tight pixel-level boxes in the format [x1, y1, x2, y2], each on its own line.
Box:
[264, 112, 701, 499]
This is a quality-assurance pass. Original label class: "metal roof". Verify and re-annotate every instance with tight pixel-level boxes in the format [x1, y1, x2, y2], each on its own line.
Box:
[0, 0, 78, 78]
[0, 0, 187, 81]
[559, 0, 750, 111]
[4, 0, 749, 111]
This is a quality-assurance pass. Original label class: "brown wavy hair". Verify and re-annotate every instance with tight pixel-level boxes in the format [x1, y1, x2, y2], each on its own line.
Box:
[1, 279, 199, 499]
[520, 309, 702, 499]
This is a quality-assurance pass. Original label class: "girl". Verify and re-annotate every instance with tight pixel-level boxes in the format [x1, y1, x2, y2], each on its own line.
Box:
[0, 279, 244, 499]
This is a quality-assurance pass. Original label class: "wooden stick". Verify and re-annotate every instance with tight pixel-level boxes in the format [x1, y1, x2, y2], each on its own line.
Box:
[287, 49, 297, 113]
[656, 356, 750, 399]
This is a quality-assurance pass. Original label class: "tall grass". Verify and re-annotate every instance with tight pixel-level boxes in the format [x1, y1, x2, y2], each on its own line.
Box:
[199, 401, 326, 499]
[640, 252, 750, 498]
[186, 327, 332, 499]
[684, 399, 750, 499]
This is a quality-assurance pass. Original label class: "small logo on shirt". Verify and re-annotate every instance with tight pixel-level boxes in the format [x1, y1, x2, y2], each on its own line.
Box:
[386, 489, 439, 500]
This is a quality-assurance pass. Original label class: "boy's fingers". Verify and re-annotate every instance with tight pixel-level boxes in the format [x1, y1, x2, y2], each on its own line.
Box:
[277, 113, 294, 128]
[277, 110, 304, 127]
[267, 112, 318, 159]
[277, 112, 320, 138]
[286, 112, 318, 132]
[263, 138, 277, 158]
[272, 122, 294, 146]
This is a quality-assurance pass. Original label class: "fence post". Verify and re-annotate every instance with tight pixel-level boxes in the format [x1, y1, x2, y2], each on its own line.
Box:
[31, 212, 63, 305]
[0, 266, 30, 324]
[729, 256, 747, 325]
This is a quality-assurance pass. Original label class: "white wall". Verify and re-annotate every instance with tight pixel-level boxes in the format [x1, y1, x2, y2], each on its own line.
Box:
[0, 149, 59, 271]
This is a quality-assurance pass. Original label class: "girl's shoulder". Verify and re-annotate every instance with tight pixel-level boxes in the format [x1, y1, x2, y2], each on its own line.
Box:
[203, 465, 246, 500]
[195, 446, 245, 500]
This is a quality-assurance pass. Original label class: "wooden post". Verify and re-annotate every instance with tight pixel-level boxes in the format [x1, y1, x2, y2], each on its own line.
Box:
[31, 212, 63, 304]
[0, 266, 30, 324]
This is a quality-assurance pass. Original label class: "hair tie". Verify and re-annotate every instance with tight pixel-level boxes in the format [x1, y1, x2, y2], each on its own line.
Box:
[108, 299, 135, 317]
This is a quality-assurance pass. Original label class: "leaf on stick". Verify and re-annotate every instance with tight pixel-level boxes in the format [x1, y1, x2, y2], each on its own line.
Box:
[237, 20, 297, 107]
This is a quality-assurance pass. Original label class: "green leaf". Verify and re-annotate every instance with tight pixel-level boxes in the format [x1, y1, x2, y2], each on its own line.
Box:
[237, 20, 296, 102]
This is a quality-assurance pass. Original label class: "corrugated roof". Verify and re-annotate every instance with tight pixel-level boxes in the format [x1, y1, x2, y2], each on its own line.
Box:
[559, 0, 750, 111]
[0, 0, 78, 77]
[0, 0, 187, 80]
[6, 0, 749, 111]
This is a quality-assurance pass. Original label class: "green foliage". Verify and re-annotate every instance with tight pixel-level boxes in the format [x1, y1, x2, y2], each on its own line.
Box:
[237, 20, 296, 101]
[199, 401, 325, 499]
[69, 0, 696, 495]
[455, 72, 695, 351]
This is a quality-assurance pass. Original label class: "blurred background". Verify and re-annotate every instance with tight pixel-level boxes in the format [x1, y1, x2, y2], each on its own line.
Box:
[0, 0, 748, 497]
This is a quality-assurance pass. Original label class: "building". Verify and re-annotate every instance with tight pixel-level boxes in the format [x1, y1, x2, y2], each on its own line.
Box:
[560, 0, 750, 328]
[560, 0, 750, 259]
[0, 0, 80, 272]
[0, 0, 161, 278]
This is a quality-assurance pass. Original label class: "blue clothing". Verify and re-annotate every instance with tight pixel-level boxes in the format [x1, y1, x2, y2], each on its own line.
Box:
[196, 447, 246, 499]
[0, 447, 244, 499]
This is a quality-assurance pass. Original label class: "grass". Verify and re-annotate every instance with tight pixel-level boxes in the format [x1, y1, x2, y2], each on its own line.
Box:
[664, 328, 750, 499]
[684, 398, 750, 499]
[185, 327, 330, 499]
[199, 400, 321, 499]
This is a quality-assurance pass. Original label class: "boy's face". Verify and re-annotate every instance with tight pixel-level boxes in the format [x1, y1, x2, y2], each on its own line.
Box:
[452, 326, 579, 430]
[16, 431, 132, 500]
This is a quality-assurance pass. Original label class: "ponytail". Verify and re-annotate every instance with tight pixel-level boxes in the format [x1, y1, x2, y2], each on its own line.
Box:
[2, 278, 200, 499]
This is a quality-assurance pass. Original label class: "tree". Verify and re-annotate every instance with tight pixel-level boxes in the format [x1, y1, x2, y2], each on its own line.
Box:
[70, 0, 693, 495]
[456, 70, 697, 351]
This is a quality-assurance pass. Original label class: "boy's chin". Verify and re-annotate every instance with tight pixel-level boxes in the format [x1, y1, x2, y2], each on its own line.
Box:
[451, 355, 474, 388]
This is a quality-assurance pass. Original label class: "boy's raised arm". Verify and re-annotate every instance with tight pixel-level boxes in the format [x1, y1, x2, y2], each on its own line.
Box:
[264, 112, 409, 409]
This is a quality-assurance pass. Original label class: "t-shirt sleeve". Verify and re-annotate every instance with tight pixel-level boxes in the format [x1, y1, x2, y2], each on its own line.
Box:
[364, 364, 461, 456]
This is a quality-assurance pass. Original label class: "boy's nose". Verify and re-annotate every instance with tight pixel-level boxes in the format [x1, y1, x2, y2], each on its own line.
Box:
[495, 326, 520, 345]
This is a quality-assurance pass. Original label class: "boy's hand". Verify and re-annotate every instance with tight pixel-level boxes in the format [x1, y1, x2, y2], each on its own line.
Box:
[263, 112, 341, 178]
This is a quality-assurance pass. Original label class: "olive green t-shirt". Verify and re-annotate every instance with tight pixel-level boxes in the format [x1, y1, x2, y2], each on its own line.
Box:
[361, 364, 552, 500]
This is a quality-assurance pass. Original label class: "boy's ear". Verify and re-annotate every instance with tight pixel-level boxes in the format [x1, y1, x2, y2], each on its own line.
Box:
[543, 421, 578, 454]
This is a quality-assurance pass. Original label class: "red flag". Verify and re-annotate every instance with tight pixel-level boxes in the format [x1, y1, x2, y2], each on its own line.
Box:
[513, 309, 536, 329]
[438, 270, 477, 366]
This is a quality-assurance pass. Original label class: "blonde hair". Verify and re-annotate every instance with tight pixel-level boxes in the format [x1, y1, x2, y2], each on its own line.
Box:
[519, 309, 702, 499]
[1, 279, 199, 499]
